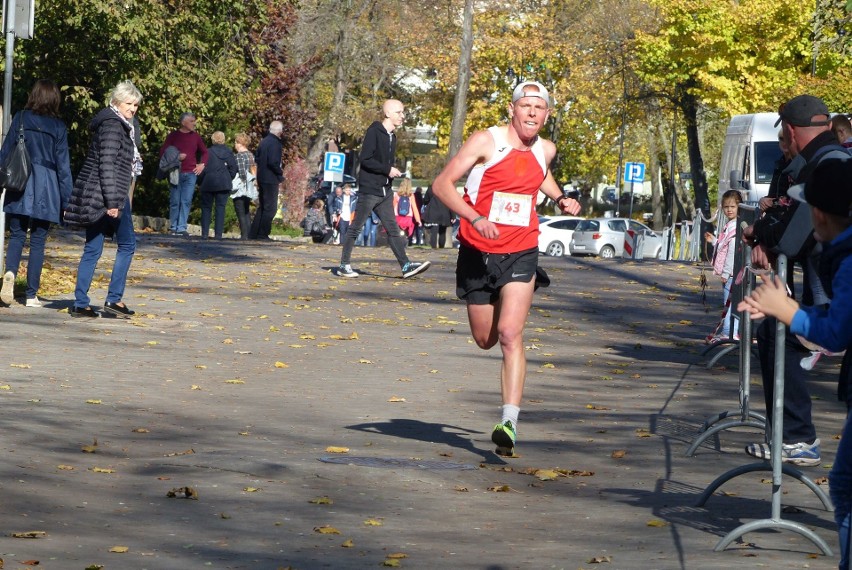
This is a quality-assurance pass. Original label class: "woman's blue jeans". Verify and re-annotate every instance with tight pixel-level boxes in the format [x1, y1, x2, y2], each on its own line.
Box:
[74, 206, 136, 308]
[5, 214, 51, 299]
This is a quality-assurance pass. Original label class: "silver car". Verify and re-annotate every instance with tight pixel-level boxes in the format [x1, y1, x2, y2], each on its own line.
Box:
[569, 217, 663, 259]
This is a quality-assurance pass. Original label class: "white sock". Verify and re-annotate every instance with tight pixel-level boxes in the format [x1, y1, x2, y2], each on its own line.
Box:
[501, 404, 520, 428]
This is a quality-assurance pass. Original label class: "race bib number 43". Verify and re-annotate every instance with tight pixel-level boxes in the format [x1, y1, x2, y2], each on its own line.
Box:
[488, 192, 533, 226]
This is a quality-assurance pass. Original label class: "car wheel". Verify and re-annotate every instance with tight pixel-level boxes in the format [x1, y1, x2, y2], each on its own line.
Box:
[599, 245, 615, 259]
[545, 241, 565, 256]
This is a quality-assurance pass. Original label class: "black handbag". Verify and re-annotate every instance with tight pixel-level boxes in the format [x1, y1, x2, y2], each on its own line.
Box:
[0, 115, 32, 195]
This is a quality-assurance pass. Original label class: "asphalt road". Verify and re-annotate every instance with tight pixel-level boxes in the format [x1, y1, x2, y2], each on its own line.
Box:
[0, 228, 844, 570]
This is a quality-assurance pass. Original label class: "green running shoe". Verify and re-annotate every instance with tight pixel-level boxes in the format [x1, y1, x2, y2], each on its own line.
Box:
[492, 420, 516, 456]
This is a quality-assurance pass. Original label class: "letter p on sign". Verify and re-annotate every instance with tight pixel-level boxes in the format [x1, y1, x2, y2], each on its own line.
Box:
[323, 152, 346, 182]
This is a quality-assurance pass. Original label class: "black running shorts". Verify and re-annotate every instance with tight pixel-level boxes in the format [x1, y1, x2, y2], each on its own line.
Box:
[456, 245, 545, 304]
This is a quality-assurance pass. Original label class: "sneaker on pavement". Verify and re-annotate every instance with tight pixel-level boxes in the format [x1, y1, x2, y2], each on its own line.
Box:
[337, 264, 359, 278]
[402, 260, 431, 279]
[1, 270, 14, 305]
[745, 439, 821, 466]
[492, 420, 517, 456]
[25, 297, 43, 308]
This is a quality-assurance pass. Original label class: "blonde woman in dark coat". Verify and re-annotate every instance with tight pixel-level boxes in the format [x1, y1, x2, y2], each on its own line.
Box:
[65, 80, 142, 318]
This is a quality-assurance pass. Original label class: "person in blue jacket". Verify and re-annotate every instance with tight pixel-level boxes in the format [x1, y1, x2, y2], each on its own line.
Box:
[739, 158, 852, 569]
[0, 79, 73, 307]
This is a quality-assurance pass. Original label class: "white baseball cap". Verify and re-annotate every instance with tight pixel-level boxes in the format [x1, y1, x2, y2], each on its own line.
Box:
[511, 81, 550, 107]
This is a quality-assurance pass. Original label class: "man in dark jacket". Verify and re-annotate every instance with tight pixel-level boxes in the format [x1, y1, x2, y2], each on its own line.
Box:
[249, 121, 284, 240]
[742, 94, 851, 466]
[336, 99, 430, 279]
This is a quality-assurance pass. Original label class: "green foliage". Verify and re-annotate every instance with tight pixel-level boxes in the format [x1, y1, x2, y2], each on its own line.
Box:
[2, 0, 272, 218]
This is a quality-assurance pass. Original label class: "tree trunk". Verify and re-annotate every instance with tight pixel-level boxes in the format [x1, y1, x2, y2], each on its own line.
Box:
[305, 32, 351, 174]
[678, 84, 711, 259]
[448, 0, 474, 159]
[679, 89, 710, 219]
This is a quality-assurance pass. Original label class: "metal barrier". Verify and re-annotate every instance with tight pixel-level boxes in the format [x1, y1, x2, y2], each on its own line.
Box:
[690, 252, 833, 555]
[686, 205, 765, 454]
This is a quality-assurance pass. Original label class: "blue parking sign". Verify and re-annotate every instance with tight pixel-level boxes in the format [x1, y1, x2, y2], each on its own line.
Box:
[323, 152, 346, 182]
[624, 162, 645, 184]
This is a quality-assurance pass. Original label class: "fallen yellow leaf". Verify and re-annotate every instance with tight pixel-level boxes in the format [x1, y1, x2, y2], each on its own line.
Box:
[109, 546, 129, 553]
[363, 518, 383, 526]
[534, 469, 559, 481]
[325, 446, 349, 453]
[10, 531, 46, 539]
[274, 361, 289, 368]
[314, 525, 341, 535]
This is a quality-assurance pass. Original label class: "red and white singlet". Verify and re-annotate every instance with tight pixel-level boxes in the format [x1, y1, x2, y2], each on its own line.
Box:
[458, 126, 547, 254]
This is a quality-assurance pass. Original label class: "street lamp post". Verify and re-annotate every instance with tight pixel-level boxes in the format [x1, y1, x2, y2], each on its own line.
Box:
[614, 40, 629, 217]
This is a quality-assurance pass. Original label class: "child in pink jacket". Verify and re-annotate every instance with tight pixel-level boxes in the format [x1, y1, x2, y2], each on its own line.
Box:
[704, 190, 742, 342]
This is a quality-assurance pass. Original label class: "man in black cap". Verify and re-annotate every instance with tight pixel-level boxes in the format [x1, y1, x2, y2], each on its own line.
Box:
[742, 94, 851, 466]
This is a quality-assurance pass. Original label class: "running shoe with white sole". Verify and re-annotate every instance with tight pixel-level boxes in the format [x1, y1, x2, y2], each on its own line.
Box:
[1, 271, 14, 305]
[402, 260, 431, 279]
[337, 265, 359, 278]
[745, 439, 821, 466]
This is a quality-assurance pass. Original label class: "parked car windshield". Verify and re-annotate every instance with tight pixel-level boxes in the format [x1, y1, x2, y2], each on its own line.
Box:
[754, 141, 783, 184]
[628, 220, 654, 234]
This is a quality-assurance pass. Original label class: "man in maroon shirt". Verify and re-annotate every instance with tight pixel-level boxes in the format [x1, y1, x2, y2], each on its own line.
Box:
[160, 112, 208, 236]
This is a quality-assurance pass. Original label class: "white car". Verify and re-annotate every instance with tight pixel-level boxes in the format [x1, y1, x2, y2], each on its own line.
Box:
[538, 216, 584, 257]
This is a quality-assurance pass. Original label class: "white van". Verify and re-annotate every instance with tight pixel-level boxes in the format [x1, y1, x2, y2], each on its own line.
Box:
[718, 113, 783, 203]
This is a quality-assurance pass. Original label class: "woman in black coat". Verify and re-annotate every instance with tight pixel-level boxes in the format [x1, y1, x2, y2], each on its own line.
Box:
[422, 185, 455, 248]
[199, 131, 237, 239]
[65, 80, 142, 318]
